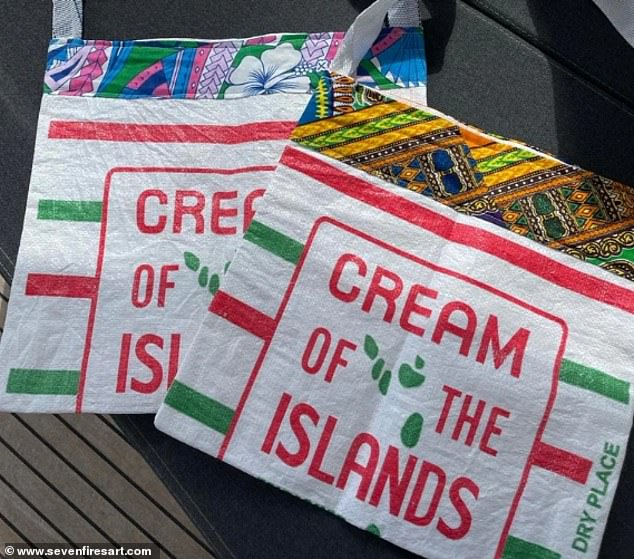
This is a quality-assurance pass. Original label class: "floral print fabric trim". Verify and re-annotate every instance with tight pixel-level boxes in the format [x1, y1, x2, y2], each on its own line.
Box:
[292, 74, 634, 282]
[44, 28, 426, 99]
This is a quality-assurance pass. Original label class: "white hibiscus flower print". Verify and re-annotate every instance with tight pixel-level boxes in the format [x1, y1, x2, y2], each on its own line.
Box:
[224, 42, 311, 97]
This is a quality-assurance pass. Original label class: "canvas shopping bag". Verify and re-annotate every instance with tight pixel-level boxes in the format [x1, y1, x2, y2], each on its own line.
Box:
[0, 0, 427, 413]
[155, 78, 634, 558]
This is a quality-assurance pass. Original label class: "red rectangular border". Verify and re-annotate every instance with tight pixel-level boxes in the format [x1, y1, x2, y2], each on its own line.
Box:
[75, 164, 276, 412]
[219, 214, 568, 559]
[213, 145, 634, 557]
[47, 117, 290, 411]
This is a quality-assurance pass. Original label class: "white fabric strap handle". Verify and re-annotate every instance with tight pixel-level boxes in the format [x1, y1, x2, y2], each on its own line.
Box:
[331, 0, 420, 78]
[387, 0, 421, 27]
[51, 0, 83, 38]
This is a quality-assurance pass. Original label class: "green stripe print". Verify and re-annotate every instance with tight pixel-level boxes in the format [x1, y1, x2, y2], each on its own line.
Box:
[244, 220, 305, 265]
[165, 380, 235, 435]
[476, 148, 537, 174]
[560, 359, 630, 404]
[586, 247, 634, 267]
[7, 369, 80, 395]
[38, 200, 102, 222]
[503, 536, 560, 559]
[298, 109, 438, 150]
[358, 60, 400, 90]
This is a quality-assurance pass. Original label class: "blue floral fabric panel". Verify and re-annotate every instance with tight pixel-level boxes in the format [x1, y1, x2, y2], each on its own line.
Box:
[43, 29, 426, 99]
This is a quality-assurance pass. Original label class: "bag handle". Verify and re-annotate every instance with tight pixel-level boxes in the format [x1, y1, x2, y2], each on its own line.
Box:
[52, 0, 82, 38]
[331, 0, 420, 78]
[51, 0, 420, 41]
[387, 0, 421, 27]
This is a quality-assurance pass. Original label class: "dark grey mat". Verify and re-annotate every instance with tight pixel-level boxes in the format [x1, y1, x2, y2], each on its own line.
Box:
[1, 1, 633, 557]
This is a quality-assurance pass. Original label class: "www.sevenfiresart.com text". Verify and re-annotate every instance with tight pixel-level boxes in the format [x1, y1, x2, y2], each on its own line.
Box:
[3, 545, 158, 558]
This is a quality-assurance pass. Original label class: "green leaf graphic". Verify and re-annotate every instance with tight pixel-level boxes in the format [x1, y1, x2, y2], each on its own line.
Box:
[415, 355, 425, 370]
[371, 358, 384, 380]
[364, 335, 379, 360]
[198, 266, 209, 288]
[366, 524, 381, 537]
[184, 251, 200, 272]
[209, 273, 220, 295]
[401, 413, 423, 448]
[399, 363, 425, 388]
[224, 261, 231, 273]
[378, 370, 391, 396]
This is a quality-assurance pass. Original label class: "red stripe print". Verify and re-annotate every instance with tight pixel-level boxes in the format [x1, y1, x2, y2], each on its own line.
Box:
[531, 441, 592, 485]
[26, 273, 97, 299]
[209, 291, 276, 341]
[280, 146, 634, 315]
[49, 120, 297, 144]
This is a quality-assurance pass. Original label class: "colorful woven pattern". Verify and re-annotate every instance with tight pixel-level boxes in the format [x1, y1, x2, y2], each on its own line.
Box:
[44, 28, 426, 99]
[293, 75, 634, 280]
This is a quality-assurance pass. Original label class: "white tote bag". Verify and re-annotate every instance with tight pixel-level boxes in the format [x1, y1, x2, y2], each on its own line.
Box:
[0, 0, 427, 413]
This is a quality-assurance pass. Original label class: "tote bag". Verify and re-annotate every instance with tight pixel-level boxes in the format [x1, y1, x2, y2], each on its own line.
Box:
[154, 74, 634, 559]
[0, 0, 427, 413]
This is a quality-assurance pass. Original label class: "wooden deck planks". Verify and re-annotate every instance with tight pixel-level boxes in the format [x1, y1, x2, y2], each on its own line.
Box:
[0, 477, 68, 544]
[0, 442, 108, 543]
[0, 271, 216, 558]
[3, 414, 156, 545]
[0, 220, 222, 558]
[0, 412, 216, 558]
[54, 414, 195, 530]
